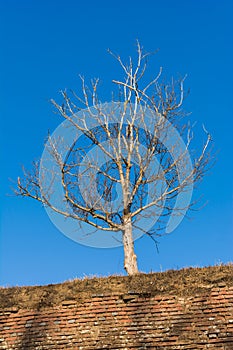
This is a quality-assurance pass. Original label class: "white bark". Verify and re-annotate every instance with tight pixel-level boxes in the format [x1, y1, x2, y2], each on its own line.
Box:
[122, 215, 138, 275]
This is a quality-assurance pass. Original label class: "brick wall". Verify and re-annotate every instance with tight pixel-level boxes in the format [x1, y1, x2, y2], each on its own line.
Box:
[0, 265, 233, 349]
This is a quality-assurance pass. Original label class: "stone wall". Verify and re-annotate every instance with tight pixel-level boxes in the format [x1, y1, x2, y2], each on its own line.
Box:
[0, 265, 232, 349]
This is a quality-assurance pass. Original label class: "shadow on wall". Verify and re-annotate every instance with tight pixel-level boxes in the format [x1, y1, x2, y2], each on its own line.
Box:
[121, 291, 154, 347]
[18, 290, 53, 349]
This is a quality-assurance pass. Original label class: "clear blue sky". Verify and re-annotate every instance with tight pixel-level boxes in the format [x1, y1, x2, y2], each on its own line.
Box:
[0, 0, 232, 286]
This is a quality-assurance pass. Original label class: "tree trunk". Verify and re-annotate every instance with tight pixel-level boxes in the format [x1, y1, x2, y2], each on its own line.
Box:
[122, 215, 138, 275]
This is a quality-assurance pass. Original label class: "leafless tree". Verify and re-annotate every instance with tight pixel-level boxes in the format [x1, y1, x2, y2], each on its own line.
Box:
[16, 42, 211, 275]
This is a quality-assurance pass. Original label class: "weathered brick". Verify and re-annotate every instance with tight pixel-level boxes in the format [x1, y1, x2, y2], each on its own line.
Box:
[0, 265, 232, 349]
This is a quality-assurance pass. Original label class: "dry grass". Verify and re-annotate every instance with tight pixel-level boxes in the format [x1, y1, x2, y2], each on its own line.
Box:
[0, 264, 232, 310]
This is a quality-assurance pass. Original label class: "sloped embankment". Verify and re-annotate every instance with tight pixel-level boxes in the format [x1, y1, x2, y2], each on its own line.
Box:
[0, 264, 233, 349]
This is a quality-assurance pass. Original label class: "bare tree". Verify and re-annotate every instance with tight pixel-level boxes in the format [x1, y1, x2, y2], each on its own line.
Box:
[16, 42, 211, 275]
